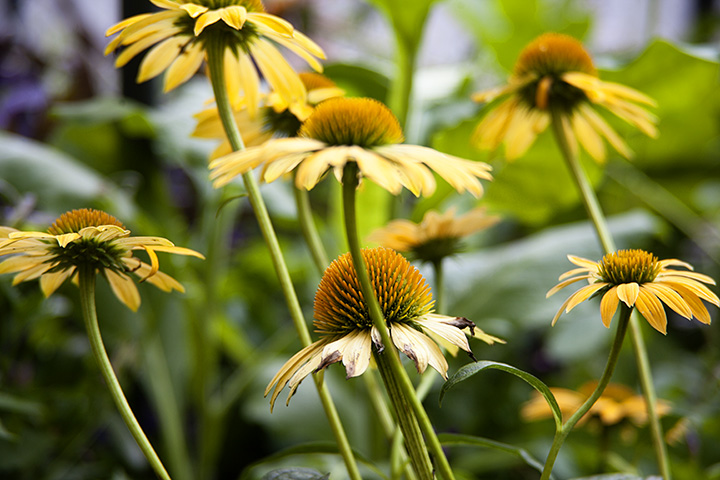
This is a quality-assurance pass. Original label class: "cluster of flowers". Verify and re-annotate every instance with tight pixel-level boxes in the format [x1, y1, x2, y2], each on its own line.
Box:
[1, 1, 717, 479]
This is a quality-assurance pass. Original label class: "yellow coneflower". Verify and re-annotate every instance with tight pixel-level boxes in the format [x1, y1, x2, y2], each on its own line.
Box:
[368, 206, 501, 264]
[522, 381, 671, 427]
[210, 97, 493, 197]
[0, 209, 204, 311]
[265, 247, 480, 409]
[472, 33, 658, 162]
[547, 249, 718, 334]
[192, 72, 345, 159]
[105, 0, 325, 115]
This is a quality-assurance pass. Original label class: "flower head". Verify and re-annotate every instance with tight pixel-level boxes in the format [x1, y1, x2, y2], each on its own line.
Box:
[548, 249, 718, 334]
[105, 0, 325, 114]
[0, 208, 204, 311]
[368, 206, 500, 264]
[192, 72, 344, 159]
[265, 247, 482, 409]
[522, 381, 671, 427]
[210, 97, 493, 197]
[472, 33, 658, 162]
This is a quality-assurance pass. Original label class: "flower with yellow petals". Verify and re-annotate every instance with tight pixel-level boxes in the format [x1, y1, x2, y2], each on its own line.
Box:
[472, 33, 658, 162]
[0, 209, 204, 311]
[265, 247, 480, 409]
[210, 97, 493, 197]
[548, 249, 718, 334]
[192, 72, 344, 159]
[368, 206, 500, 264]
[105, 0, 325, 114]
[522, 381, 671, 427]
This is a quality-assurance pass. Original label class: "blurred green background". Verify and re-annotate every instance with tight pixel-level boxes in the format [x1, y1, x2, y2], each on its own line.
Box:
[1, 0, 719, 479]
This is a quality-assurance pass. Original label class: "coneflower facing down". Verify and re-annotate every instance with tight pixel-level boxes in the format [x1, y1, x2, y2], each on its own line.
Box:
[265, 247, 479, 409]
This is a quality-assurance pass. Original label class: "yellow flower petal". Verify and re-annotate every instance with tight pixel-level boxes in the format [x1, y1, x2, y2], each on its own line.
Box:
[138, 35, 188, 83]
[163, 41, 205, 92]
[105, 269, 141, 312]
[600, 287, 620, 327]
[616, 282, 640, 307]
[635, 288, 667, 334]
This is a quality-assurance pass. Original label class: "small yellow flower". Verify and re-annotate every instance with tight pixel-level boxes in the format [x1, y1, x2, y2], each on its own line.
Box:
[210, 97, 493, 197]
[265, 247, 480, 409]
[472, 33, 658, 162]
[105, 0, 325, 115]
[192, 72, 345, 159]
[522, 381, 671, 427]
[368, 206, 500, 264]
[547, 249, 718, 334]
[0, 209, 204, 311]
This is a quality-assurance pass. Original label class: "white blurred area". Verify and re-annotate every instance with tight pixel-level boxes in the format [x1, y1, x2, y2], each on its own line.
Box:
[0, 0, 717, 99]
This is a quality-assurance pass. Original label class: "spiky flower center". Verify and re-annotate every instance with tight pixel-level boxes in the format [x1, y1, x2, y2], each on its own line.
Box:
[314, 247, 433, 335]
[514, 33, 596, 78]
[300, 98, 404, 148]
[514, 33, 596, 112]
[193, 0, 265, 12]
[299, 72, 337, 91]
[48, 209, 125, 235]
[597, 249, 661, 285]
[47, 209, 129, 273]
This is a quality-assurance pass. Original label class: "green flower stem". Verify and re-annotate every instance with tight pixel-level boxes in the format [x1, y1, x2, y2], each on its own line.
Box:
[293, 178, 400, 441]
[206, 39, 362, 480]
[342, 163, 456, 480]
[539, 304, 632, 480]
[375, 351, 434, 480]
[294, 184, 330, 271]
[550, 109, 671, 480]
[78, 265, 171, 480]
[431, 260, 445, 314]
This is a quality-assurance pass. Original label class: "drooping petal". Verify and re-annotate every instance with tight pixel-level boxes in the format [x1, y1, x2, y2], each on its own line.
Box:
[642, 282, 693, 319]
[600, 287, 620, 327]
[163, 41, 205, 92]
[40, 267, 76, 297]
[616, 282, 640, 307]
[105, 269, 141, 312]
[635, 287, 667, 334]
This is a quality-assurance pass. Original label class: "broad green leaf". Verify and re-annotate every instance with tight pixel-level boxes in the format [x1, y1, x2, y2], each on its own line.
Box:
[261, 468, 330, 480]
[431, 118, 604, 225]
[0, 392, 43, 417]
[601, 40, 720, 168]
[437, 433, 549, 477]
[240, 442, 387, 480]
[0, 131, 132, 215]
[324, 63, 390, 101]
[367, 0, 438, 48]
[440, 360, 562, 430]
[569, 475, 656, 480]
[448, 0, 590, 72]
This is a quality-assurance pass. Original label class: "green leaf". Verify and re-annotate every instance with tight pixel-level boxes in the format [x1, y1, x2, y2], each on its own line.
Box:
[260, 468, 330, 480]
[367, 0, 438, 48]
[601, 40, 720, 168]
[240, 442, 387, 480]
[568, 475, 657, 480]
[0, 131, 132, 214]
[448, 0, 590, 71]
[440, 360, 562, 429]
[324, 64, 390, 101]
[431, 119, 604, 225]
[437, 433, 549, 477]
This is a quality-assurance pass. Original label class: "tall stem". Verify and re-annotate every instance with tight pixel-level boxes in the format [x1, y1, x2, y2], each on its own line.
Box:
[375, 352, 434, 480]
[539, 305, 632, 480]
[78, 265, 171, 480]
[431, 260, 445, 314]
[342, 164, 456, 480]
[205, 39, 361, 480]
[294, 184, 330, 271]
[550, 109, 671, 479]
